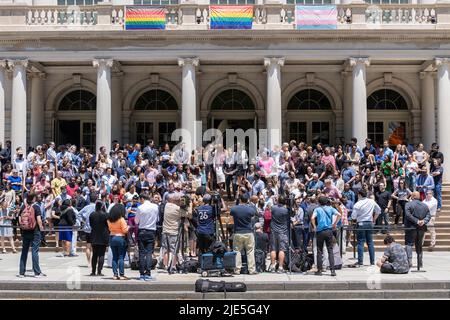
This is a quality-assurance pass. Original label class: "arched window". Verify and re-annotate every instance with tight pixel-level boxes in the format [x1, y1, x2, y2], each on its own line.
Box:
[59, 90, 96, 111]
[287, 89, 332, 110]
[135, 89, 178, 110]
[211, 89, 255, 110]
[367, 89, 408, 110]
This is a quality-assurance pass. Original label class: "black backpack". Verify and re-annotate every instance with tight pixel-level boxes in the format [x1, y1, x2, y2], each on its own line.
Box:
[255, 249, 266, 273]
[179, 259, 200, 273]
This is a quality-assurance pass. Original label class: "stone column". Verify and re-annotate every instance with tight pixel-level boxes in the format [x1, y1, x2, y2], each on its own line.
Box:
[93, 58, 113, 155]
[29, 72, 46, 147]
[0, 60, 6, 146]
[349, 57, 370, 148]
[111, 71, 123, 144]
[264, 57, 285, 150]
[435, 57, 450, 182]
[8, 59, 28, 153]
[420, 71, 436, 149]
[178, 57, 199, 154]
[342, 71, 353, 142]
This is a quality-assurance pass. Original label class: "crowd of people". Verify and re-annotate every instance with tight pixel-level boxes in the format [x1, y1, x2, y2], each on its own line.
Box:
[0, 136, 443, 278]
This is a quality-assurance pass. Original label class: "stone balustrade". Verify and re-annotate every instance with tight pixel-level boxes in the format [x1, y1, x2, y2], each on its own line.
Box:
[0, 3, 450, 31]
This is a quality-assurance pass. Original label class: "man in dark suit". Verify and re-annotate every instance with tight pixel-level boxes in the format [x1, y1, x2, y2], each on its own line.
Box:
[404, 191, 431, 269]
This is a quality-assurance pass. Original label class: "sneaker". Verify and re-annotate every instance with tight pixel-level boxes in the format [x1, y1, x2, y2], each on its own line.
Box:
[119, 276, 130, 280]
[248, 271, 259, 275]
[139, 275, 146, 281]
[34, 273, 47, 278]
[112, 276, 119, 280]
[68, 254, 78, 257]
[276, 269, 286, 274]
[350, 262, 362, 268]
[144, 275, 153, 281]
[17, 274, 25, 278]
[314, 270, 322, 276]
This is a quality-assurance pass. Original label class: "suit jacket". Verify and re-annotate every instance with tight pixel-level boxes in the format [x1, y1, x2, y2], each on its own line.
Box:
[405, 200, 431, 229]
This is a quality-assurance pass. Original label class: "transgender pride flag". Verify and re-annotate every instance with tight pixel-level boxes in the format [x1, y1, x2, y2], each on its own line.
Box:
[295, 5, 337, 30]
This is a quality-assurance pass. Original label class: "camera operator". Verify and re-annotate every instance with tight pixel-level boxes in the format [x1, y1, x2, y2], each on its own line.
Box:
[230, 194, 258, 275]
[192, 193, 227, 255]
[268, 195, 290, 273]
[160, 193, 192, 272]
[291, 195, 304, 251]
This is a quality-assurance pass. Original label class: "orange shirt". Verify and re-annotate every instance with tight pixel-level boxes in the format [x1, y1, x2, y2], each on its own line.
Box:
[107, 218, 129, 236]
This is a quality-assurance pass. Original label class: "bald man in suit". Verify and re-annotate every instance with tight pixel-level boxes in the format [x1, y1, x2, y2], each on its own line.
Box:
[404, 191, 431, 269]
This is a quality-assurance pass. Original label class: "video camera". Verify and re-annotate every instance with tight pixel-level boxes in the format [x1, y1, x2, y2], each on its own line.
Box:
[286, 194, 296, 217]
[180, 194, 191, 210]
[211, 191, 221, 205]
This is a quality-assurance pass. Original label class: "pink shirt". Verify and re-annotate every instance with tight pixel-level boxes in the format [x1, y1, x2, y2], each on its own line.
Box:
[258, 158, 275, 176]
[321, 155, 336, 170]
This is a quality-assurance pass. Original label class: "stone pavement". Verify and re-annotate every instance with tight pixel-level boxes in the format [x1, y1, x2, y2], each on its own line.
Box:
[0, 251, 449, 284]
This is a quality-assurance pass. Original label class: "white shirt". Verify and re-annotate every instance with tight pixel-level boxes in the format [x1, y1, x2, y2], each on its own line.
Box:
[423, 197, 438, 217]
[135, 200, 159, 231]
[124, 191, 138, 203]
[351, 197, 381, 223]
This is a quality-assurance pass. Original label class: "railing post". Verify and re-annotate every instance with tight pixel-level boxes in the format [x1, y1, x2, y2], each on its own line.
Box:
[96, 2, 113, 27]
[436, 2, 450, 28]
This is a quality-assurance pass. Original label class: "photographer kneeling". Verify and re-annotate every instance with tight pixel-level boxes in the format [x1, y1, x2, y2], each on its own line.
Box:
[377, 235, 409, 274]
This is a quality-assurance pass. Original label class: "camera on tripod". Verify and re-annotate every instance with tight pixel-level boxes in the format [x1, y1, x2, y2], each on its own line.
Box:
[211, 192, 221, 205]
[180, 194, 191, 210]
[287, 194, 296, 212]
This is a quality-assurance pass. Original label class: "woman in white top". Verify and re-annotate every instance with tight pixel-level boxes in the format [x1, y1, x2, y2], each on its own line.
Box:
[412, 143, 429, 168]
[404, 154, 419, 191]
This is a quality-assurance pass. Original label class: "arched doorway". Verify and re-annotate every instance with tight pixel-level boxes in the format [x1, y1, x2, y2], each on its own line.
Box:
[286, 88, 334, 146]
[209, 88, 257, 131]
[56, 89, 96, 151]
[131, 89, 179, 147]
[367, 89, 410, 147]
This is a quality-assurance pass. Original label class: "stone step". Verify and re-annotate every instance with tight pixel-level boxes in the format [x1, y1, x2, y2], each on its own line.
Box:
[0, 289, 449, 299]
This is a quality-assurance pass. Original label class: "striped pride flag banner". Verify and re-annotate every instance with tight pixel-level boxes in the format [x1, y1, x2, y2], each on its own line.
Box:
[295, 5, 337, 30]
[210, 5, 253, 30]
[125, 6, 166, 30]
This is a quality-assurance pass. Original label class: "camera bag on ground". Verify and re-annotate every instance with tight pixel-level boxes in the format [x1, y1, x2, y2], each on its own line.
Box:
[200, 251, 236, 270]
[322, 242, 343, 270]
[179, 258, 200, 273]
[288, 249, 314, 272]
[255, 249, 266, 273]
[130, 246, 157, 271]
[195, 279, 247, 293]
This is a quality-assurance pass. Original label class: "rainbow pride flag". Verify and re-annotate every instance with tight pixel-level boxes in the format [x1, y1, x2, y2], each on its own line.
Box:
[295, 5, 337, 30]
[125, 6, 166, 30]
[210, 5, 253, 30]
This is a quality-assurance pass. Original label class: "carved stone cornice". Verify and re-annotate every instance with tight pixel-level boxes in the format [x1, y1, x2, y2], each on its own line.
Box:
[27, 72, 47, 81]
[348, 57, 370, 68]
[419, 71, 436, 80]
[434, 57, 450, 69]
[0, 59, 7, 70]
[264, 57, 285, 68]
[93, 58, 114, 69]
[178, 57, 199, 68]
[7, 59, 29, 69]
